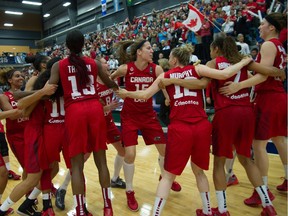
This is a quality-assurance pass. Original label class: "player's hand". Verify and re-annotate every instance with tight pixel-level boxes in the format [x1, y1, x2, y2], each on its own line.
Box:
[115, 88, 128, 99]
[219, 81, 240, 96]
[240, 56, 253, 66]
[158, 78, 172, 89]
[42, 82, 58, 96]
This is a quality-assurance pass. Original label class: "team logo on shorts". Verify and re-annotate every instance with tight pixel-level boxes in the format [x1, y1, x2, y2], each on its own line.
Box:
[154, 136, 161, 141]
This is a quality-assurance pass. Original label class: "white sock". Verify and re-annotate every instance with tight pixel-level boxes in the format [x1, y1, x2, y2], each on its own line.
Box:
[152, 197, 166, 216]
[284, 165, 288, 180]
[0, 197, 14, 211]
[216, 190, 227, 213]
[5, 162, 10, 171]
[200, 192, 212, 215]
[158, 155, 165, 176]
[262, 176, 268, 187]
[28, 187, 41, 200]
[123, 161, 134, 192]
[59, 171, 71, 191]
[112, 155, 124, 181]
[42, 193, 50, 200]
[255, 185, 272, 207]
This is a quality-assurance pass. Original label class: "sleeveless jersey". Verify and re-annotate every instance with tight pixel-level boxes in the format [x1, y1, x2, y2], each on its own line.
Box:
[122, 62, 157, 114]
[4, 91, 28, 134]
[212, 56, 251, 111]
[164, 65, 207, 123]
[59, 56, 99, 108]
[96, 82, 114, 118]
[255, 38, 286, 93]
[0, 122, 4, 133]
[44, 97, 65, 125]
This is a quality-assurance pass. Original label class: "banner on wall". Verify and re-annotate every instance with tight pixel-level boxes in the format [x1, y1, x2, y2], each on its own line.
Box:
[114, 0, 120, 12]
[101, 0, 107, 16]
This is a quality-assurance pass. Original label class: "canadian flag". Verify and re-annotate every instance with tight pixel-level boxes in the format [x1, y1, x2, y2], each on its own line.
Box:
[182, 4, 205, 32]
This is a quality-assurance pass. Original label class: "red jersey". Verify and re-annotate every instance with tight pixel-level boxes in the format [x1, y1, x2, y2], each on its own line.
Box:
[122, 62, 157, 114]
[255, 38, 287, 93]
[256, 0, 266, 12]
[164, 65, 207, 123]
[4, 91, 28, 134]
[44, 97, 65, 125]
[212, 56, 251, 111]
[96, 82, 114, 117]
[59, 56, 99, 108]
[0, 122, 4, 133]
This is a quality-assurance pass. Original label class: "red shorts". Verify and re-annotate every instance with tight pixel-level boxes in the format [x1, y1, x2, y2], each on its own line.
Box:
[106, 118, 121, 144]
[40, 124, 66, 170]
[121, 111, 166, 147]
[6, 132, 25, 168]
[254, 92, 287, 140]
[212, 106, 254, 159]
[61, 135, 71, 169]
[0, 153, 4, 167]
[65, 100, 107, 158]
[165, 119, 212, 175]
[24, 124, 42, 173]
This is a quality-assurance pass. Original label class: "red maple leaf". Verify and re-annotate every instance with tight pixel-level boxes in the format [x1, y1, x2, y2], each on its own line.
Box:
[187, 18, 198, 28]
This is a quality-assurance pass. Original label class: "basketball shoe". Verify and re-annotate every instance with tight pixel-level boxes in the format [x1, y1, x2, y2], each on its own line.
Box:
[196, 209, 212, 216]
[244, 189, 275, 206]
[227, 174, 239, 187]
[276, 179, 287, 193]
[17, 198, 38, 216]
[41, 208, 55, 216]
[159, 175, 182, 192]
[211, 208, 230, 216]
[111, 177, 126, 189]
[55, 188, 66, 210]
[260, 205, 277, 216]
[126, 191, 139, 211]
[0, 205, 13, 216]
[104, 207, 113, 216]
[8, 170, 21, 180]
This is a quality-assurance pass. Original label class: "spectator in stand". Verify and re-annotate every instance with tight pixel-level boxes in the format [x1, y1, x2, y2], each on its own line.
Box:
[236, 33, 250, 55]
[222, 1, 231, 16]
[234, 10, 249, 40]
[200, 17, 212, 63]
[107, 55, 119, 71]
[212, 12, 225, 40]
[250, 48, 259, 61]
[222, 16, 235, 36]
[161, 40, 170, 51]
[152, 43, 160, 52]
[256, 0, 266, 17]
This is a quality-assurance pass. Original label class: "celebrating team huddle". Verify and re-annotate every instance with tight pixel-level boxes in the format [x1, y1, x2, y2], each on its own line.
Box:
[0, 11, 286, 216]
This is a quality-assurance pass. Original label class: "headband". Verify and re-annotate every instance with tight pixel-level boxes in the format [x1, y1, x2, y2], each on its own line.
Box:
[135, 40, 147, 50]
[265, 16, 281, 32]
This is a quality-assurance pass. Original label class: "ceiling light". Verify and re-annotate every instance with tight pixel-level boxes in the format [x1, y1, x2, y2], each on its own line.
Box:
[22, 1, 42, 6]
[43, 13, 50, 17]
[63, 2, 71, 7]
[5, 11, 23, 15]
[4, 23, 13, 27]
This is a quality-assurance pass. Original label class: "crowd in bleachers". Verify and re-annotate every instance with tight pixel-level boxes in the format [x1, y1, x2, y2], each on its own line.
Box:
[41, 0, 286, 63]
